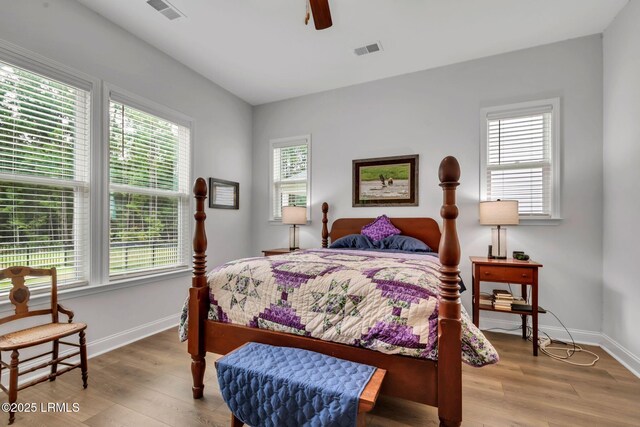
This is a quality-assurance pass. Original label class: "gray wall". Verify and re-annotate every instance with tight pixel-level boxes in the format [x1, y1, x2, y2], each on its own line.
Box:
[4, 0, 633, 366]
[603, 1, 640, 357]
[252, 36, 604, 332]
[0, 0, 253, 355]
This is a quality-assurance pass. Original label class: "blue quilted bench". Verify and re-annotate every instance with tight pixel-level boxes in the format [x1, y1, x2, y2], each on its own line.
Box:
[215, 342, 386, 427]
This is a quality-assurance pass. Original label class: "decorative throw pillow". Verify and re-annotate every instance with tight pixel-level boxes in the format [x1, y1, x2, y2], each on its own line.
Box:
[361, 215, 401, 242]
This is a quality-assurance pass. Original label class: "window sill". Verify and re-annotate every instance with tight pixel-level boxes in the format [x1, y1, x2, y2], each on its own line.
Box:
[519, 217, 563, 226]
[0, 267, 191, 313]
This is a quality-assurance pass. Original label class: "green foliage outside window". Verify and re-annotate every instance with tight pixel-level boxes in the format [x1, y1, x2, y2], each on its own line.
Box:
[0, 62, 86, 286]
[108, 102, 186, 276]
[0, 60, 188, 287]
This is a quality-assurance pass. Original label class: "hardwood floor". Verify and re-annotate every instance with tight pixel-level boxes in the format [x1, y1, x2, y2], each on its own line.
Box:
[5, 330, 639, 426]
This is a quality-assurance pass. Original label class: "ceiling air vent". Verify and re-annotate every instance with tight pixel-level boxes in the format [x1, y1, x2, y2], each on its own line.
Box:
[354, 42, 383, 57]
[146, 0, 184, 21]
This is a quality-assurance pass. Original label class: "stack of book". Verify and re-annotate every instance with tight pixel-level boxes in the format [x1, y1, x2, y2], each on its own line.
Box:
[493, 290, 513, 311]
[511, 297, 528, 311]
[479, 293, 493, 308]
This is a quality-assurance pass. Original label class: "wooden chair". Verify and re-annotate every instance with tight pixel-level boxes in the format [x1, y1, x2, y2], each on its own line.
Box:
[0, 266, 87, 425]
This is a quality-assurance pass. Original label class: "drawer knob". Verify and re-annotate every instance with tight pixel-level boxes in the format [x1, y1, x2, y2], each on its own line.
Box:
[484, 272, 490, 275]
[522, 273, 527, 277]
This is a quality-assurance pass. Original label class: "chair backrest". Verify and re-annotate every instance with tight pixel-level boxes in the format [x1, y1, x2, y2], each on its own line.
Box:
[0, 266, 58, 326]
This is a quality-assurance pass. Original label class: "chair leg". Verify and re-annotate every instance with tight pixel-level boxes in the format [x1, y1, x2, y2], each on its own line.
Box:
[79, 330, 88, 389]
[9, 350, 19, 425]
[50, 339, 59, 381]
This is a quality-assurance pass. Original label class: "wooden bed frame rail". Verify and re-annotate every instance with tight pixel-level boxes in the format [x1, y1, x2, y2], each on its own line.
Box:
[188, 156, 462, 426]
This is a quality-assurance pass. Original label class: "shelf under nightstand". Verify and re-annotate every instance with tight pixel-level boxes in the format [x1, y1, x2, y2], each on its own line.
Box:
[470, 256, 543, 356]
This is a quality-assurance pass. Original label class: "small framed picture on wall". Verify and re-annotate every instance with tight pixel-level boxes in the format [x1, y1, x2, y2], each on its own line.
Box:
[209, 178, 239, 209]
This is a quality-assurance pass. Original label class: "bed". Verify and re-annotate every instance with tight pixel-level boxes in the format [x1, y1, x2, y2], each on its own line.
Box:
[185, 156, 474, 427]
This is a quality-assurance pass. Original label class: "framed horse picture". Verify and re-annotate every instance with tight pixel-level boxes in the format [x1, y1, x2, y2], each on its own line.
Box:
[352, 155, 419, 207]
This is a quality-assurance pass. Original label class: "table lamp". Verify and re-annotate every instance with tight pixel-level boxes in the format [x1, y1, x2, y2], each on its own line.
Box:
[479, 200, 519, 259]
[281, 206, 307, 250]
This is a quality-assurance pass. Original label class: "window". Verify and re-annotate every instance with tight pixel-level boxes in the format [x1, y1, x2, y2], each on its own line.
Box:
[108, 97, 190, 278]
[480, 99, 560, 220]
[0, 58, 91, 289]
[269, 136, 310, 221]
[0, 44, 193, 293]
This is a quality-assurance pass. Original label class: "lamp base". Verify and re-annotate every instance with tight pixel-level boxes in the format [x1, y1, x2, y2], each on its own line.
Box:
[289, 225, 300, 251]
[490, 226, 508, 259]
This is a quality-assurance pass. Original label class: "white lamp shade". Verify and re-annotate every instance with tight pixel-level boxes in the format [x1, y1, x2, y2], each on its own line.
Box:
[479, 200, 519, 226]
[281, 206, 307, 225]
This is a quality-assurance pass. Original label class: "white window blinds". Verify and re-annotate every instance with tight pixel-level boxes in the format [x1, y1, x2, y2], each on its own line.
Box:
[0, 59, 91, 288]
[271, 138, 309, 220]
[483, 101, 558, 218]
[109, 100, 190, 278]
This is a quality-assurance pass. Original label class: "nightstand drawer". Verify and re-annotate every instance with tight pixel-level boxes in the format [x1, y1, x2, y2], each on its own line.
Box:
[478, 266, 534, 284]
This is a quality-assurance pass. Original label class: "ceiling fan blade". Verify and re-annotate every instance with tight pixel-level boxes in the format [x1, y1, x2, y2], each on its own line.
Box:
[309, 0, 333, 30]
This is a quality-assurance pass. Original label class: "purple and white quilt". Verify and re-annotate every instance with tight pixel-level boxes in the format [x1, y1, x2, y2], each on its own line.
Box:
[179, 249, 499, 367]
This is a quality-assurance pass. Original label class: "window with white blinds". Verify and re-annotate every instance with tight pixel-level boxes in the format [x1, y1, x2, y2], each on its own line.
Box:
[481, 99, 560, 219]
[0, 59, 91, 289]
[270, 136, 310, 220]
[108, 99, 190, 278]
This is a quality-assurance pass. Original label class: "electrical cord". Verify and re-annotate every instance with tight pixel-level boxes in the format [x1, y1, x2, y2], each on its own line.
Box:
[536, 309, 599, 367]
[515, 309, 599, 367]
[485, 285, 599, 367]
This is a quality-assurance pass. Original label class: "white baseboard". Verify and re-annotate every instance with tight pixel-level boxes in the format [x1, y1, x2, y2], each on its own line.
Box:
[480, 317, 640, 378]
[600, 333, 640, 378]
[85, 312, 180, 358]
[1, 313, 180, 385]
[479, 317, 603, 345]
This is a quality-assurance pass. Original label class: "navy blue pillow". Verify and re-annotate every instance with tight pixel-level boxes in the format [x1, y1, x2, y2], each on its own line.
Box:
[380, 235, 432, 252]
[329, 234, 377, 250]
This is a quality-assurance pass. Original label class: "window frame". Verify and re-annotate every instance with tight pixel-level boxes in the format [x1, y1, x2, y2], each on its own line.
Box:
[0, 40, 98, 293]
[480, 98, 562, 224]
[268, 135, 311, 222]
[0, 39, 195, 304]
[102, 84, 193, 283]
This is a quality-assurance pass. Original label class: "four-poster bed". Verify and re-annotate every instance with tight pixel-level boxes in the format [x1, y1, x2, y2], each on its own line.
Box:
[186, 156, 464, 426]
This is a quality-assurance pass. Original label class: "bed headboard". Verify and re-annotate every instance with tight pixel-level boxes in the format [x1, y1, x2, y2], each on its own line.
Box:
[320, 206, 442, 253]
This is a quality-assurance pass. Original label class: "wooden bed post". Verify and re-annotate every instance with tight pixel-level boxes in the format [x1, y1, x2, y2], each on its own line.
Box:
[189, 178, 209, 399]
[321, 202, 329, 248]
[437, 156, 462, 427]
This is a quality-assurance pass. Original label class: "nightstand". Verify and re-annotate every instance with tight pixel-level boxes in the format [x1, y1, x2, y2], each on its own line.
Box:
[470, 256, 543, 356]
[262, 248, 300, 257]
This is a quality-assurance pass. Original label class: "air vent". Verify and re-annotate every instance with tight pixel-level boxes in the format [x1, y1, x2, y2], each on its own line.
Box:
[147, 0, 169, 12]
[354, 42, 383, 57]
[161, 8, 181, 20]
[146, 0, 184, 20]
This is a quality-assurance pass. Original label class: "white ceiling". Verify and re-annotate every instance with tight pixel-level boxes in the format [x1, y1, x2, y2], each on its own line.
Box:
[76, 0, 627, 105]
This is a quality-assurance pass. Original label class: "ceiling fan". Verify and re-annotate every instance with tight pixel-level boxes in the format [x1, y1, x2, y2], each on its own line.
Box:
[305, 0, 333, 30]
